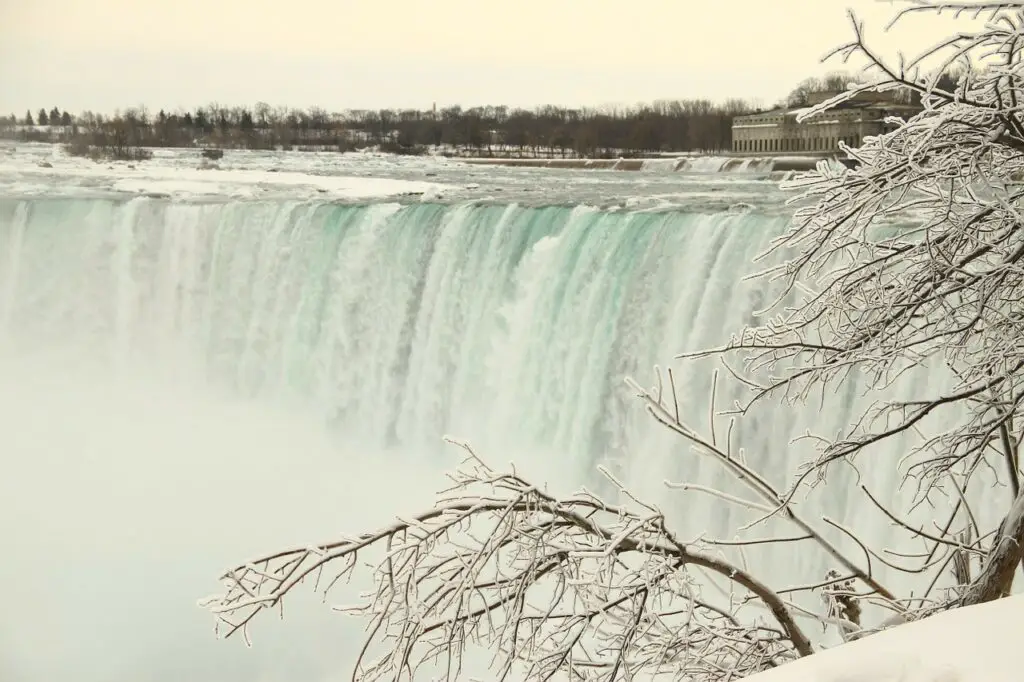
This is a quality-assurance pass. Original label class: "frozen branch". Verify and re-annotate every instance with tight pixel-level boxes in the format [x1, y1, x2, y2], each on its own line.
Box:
[675, 0, 1024, 617]
[200, 443, 812, 681]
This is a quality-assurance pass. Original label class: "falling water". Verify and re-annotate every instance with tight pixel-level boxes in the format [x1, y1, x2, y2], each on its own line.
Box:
[0, 196, 997, 681]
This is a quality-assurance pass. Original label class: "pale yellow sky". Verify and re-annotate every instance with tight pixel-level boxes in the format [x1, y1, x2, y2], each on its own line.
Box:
[0, 0, 978, 114]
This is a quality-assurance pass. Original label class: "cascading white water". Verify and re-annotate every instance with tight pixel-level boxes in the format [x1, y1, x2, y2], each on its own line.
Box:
[0, 199, 786, 470]
[638, 158, 685, 173]
[675, 156, 776, 173]
[0, 196, 999, 681]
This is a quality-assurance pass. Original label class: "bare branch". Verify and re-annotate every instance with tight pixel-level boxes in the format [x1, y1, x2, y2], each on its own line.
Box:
[201, 447, 812, 681]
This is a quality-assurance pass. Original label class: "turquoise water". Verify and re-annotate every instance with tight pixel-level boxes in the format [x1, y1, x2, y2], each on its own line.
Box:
[0, 199, 785, 469]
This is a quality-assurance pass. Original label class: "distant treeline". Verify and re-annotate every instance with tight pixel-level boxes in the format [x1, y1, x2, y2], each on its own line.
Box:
[0, 70, 962, 159]
[0, 100, 757, 158]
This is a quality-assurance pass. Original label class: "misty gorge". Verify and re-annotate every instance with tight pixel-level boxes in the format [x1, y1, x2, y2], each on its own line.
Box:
[0, 176, 984, 680]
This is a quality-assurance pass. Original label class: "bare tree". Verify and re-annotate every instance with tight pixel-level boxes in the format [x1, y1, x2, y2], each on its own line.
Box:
[201, 432, 821, 681]
[199, 2, 1024, 679]
[784, 71, 855, 107]
[199, 370, 980, 680]
[720, 1, 1024, 607]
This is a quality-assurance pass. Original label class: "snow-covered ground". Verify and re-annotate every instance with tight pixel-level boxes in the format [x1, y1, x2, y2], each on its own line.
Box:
[0, 141, 798, 212]
[21, 163, 447, 201]
[0, 143, 452, 202]
[747, 583, 1021, 680]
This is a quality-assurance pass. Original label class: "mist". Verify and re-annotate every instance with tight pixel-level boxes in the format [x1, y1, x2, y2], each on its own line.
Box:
[0, 349, 450, 682]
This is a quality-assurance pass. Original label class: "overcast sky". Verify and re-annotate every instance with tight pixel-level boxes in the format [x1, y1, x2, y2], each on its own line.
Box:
[0, 0, 973, 115]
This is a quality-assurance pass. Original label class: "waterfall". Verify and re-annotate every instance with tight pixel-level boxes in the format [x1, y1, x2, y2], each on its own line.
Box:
[0, 199, 788, 468]
[0, 196, 997, 682]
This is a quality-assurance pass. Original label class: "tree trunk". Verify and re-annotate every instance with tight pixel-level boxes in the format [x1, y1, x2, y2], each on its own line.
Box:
[962, 489, 1024, 604]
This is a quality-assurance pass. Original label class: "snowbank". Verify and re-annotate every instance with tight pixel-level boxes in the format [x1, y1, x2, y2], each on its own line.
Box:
[0, 147, 450, 201]
[745, 596, 1022, 681]
[11, 163, 447, 200]
[0, 143, 796, 212]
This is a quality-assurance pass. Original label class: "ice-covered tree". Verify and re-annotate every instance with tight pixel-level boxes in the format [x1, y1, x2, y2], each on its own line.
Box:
[750, 1, 1024, 608]
[199, 2, 1024, 679]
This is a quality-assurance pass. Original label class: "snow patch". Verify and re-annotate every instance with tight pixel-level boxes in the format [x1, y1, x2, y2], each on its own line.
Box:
[745, 596, 1023, 682]
[0, 152, 450, 201]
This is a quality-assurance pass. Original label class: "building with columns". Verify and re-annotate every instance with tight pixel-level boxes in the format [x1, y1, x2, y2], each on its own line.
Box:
[731, 91, 920, 155]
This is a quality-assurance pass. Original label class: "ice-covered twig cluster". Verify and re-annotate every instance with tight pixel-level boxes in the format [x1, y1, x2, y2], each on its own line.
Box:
[677, 2, 1024, 608]
[632, 367, 991, 627]
[200, 437, 811, 681]
[200, 365, 990, 679]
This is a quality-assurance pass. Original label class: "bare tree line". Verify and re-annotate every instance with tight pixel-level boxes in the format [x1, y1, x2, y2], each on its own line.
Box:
[0, 68, 968, 161]
[0, 99, 757, 158]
